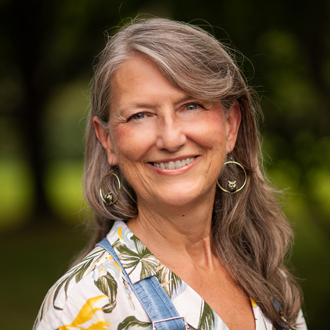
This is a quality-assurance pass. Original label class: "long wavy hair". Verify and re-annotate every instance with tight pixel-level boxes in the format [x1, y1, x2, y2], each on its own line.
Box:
[83, 18, 302, 329]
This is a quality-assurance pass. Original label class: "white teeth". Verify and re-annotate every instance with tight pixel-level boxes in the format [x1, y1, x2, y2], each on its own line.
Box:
[153, 157, 196, 170]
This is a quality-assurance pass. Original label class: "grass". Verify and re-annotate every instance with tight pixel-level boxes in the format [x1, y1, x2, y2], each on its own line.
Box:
[0, 159, 91, 231]
[0, 215, 330, 330]
[0, 223, 89, 330]
[1, 157, 330, 329]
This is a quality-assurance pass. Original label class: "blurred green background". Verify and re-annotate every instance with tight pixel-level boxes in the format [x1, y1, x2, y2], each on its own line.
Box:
[1, 0, 329, 329]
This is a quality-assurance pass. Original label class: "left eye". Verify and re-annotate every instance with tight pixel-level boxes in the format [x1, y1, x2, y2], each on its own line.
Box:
[185, 103, 199, 111]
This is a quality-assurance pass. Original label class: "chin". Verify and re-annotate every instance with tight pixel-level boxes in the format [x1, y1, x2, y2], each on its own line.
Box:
[155, 189, 206, 208]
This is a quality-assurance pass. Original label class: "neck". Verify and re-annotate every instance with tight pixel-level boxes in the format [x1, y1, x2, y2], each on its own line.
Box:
[127, 194, 217, 269]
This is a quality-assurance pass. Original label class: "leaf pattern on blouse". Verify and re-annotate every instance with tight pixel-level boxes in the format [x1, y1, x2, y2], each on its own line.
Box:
[34, 248, 107, 326]
[198, 301, 218, 330]
[115, 235, 159, 278]
[117, 316, 151, 330]
[155, 263, 183, 299]
[94, 272, 118, 313]
[33, 221, 307, 330]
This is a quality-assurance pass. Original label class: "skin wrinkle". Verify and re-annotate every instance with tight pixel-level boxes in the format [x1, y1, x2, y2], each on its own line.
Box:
[131, 203, 216, 269]
[83, 19, 304, 329]
[93, 54, 278, 330]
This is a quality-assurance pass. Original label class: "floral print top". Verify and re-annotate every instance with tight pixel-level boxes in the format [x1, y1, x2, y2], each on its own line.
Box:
[33, 220, 307, 330]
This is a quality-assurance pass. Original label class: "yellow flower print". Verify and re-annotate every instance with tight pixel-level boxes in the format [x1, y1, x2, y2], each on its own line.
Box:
[118, 226, 123, 240]
[93, 255, 121, 281]
[59, 295, 111, 330]
[250, 298, 257, 308]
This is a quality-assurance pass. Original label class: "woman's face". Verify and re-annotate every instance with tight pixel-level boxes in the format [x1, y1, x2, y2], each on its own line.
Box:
[94, 55, 241, 209]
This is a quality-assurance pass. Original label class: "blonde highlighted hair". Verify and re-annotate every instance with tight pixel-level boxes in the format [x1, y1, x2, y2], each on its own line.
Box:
[83, 18, 302, 329]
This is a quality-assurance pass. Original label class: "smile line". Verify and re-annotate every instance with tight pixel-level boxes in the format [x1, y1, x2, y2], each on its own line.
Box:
[152, 157, 196, 170]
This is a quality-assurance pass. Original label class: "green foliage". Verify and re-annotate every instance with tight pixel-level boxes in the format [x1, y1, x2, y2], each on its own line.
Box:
[118, 316, 151, 330]
[115, 236, 158, 277]
[0, 159, 34, 229]
[156, 265, 182, 298]
[94, 273, 118, 313]
[198, 301, 215, 330]
[0, 0, 329, 329]
[45, 160, 91, 224]
[50, 249, 105, 310]
[43, 80, 89, 160]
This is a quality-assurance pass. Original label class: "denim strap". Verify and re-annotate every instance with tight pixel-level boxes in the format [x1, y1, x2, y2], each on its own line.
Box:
[97, 237, 187, 330]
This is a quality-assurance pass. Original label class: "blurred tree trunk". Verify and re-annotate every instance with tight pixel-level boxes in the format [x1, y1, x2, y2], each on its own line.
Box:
[5, 0, 56, 224]
[0, 0, 151, 227]
[19, 75, 54, 224]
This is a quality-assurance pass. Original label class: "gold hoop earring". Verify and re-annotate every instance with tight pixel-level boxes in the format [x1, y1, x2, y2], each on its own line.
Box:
[99, 171, 121, 205]
[217, 161, 247, 194]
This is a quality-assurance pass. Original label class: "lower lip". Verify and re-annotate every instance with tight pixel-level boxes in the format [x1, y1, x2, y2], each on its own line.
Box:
[147, 157, 199, 175]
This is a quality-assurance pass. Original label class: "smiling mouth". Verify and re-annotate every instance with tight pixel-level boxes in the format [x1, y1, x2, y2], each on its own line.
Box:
[152, 157, 196, 170]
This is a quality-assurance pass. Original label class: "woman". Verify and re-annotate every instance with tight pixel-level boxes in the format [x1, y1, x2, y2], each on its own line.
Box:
[33, 18, 307, 330]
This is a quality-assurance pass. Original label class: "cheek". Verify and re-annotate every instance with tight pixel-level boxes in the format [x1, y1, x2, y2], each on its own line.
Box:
[191, 109, 227, 149]
[112, 124, 132, 146]
[111, 124, 154, 163]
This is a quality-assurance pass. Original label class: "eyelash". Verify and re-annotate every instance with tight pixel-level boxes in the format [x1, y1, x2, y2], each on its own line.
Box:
[131, 113, 145, 120]
[126, 112, 147, 122]
[185, 102, 204, 111]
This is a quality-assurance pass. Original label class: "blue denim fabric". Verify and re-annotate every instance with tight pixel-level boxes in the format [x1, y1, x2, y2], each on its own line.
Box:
[97, 237, 187, 330]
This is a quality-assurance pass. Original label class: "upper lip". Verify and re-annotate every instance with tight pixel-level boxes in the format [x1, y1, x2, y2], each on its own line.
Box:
[148, 155, 198, 163]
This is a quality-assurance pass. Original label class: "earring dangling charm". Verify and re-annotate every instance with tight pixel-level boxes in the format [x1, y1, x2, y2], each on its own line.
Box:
[217, 160, 247, 194]
[227, 181, 237, 192]
[99, 170, 121, 205]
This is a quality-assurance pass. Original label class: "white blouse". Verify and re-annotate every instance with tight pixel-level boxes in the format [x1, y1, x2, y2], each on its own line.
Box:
[33, 220, 307, 330]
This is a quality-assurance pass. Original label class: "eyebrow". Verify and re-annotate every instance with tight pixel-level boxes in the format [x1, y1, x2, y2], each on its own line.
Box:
[119, 95, 196, 112]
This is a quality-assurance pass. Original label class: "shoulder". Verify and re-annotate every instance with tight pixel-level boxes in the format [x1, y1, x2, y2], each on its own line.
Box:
[33, 244, 150, 330]
[295, 309, 308, 330]
[33, 246, 110, 329]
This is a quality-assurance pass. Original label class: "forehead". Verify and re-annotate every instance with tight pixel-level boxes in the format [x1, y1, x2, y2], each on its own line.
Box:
[112, 55, 168, 88]
[110, 55, 188, 107]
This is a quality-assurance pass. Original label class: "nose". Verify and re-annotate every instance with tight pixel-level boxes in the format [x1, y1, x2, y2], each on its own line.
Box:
[156, 114, 186, 152]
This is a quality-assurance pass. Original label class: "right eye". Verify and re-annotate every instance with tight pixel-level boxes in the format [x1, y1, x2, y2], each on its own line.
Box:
[129, 113, 145, 120]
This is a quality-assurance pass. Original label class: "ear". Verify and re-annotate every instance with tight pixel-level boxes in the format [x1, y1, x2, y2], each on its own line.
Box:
[93, 116, 118, 166]
[225, 100, 241, 154]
